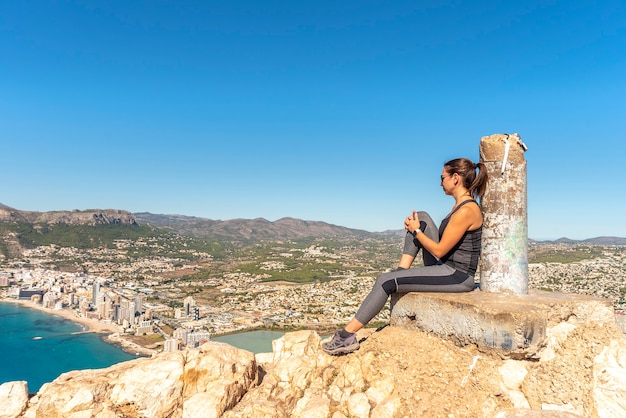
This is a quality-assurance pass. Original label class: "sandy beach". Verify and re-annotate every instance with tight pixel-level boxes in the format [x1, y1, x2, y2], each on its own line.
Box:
[2, 298, 118, 333]
[1, 298, 157, 357]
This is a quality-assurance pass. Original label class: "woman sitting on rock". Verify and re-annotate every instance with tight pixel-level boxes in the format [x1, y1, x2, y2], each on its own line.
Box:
[323, 157, 489, 355]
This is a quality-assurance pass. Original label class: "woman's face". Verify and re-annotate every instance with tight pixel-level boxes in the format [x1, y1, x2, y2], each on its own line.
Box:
[440, 168, 455, 195]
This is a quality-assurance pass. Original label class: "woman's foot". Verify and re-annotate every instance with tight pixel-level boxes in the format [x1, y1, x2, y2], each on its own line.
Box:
[322, 330, 360, 355]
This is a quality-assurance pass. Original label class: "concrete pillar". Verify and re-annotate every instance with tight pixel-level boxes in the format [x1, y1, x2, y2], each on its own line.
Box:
[479, 133, 529, 294]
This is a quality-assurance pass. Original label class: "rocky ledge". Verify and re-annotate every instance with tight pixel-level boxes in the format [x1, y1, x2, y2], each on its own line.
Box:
[1, 318, 626, 418]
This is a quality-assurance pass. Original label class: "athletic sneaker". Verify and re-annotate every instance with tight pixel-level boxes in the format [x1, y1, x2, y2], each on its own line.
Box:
[322, 330, 360, 355]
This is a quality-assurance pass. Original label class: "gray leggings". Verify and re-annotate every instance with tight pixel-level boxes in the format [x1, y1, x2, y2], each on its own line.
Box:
[353, 211, 475, 326]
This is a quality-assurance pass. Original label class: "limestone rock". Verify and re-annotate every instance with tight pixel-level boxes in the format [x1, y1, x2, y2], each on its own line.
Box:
[493, 409, 583, 417]
[593, 338, 626, 417]
[0, 206, 138, 226]
[6, 320, 626, 417]
[23, 341, 256, 418]
[223, 330, 334, 417]
[0, 381, 29, 418]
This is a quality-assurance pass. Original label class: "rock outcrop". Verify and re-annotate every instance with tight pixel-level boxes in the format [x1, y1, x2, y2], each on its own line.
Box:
[390, 290, 616, 360]
[0, 204, 137, 226]
[2, 322, 625, 418]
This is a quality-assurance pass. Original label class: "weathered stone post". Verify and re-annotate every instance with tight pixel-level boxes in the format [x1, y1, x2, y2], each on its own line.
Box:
[479, 133, 529, 294]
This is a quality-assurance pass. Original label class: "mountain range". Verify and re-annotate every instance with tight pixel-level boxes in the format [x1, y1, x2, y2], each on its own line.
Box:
[1, 203, 625, 245]
[132, 212, 382, 241]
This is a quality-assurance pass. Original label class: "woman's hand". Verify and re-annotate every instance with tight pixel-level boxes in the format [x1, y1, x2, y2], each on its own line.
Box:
[405, 210, 420, 233]
[418, 203, 482, 259]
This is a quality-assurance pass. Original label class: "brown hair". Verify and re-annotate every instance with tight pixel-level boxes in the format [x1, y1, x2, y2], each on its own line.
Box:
[443, 158, 488, 200]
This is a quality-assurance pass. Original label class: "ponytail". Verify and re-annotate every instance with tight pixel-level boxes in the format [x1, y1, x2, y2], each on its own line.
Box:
[470, 161, 488, 201]
[444, 158, 489, 201]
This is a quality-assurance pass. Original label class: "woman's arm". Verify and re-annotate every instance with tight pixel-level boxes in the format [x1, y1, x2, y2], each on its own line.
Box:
[406, 206, 481, 259]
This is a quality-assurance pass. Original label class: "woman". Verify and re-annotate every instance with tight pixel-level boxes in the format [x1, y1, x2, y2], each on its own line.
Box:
[322, 157, 488, 355]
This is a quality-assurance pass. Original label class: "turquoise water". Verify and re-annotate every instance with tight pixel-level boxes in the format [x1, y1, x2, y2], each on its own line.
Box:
[212, 330, 286, 353]
[212, 330, 331, 353]
[0, 302, 138, 393]
[0, 302, 321, 394]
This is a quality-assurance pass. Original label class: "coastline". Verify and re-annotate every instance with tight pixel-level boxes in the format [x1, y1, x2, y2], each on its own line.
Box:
[104, 333, 157, 358]
[0, 298, 157, 357]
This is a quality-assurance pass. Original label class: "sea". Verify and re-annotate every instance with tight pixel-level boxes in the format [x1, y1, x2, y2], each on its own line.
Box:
[0, 302, 287, 393]
[0, 302, 139, 393]
[212, 330, 287, 353]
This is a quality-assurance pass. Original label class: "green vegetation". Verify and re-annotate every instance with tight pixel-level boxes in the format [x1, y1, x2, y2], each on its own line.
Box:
[529, 245, 605, 263]
[151, 235, 401, 288]
[216, 237, 400, 284]
[0, 222, 230, 260]
[366, 321, 388, 330]
[240, 261, 343, 283]
[0, 240, 8, 258]
[0, 220, 398, 286]
[4, 222, 154, 249]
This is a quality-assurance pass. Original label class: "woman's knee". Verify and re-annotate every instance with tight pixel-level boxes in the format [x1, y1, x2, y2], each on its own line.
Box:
[375, 273, 398, 296]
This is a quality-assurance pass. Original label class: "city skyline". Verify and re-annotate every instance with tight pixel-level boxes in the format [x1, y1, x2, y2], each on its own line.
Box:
[2, 1, 625, 240]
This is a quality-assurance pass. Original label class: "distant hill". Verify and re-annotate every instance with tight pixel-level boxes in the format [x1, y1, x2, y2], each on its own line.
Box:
[141, 214, 626, 245]
[0, 203, 379, 243]
[581, 236, 626, 245]
[532, 236, 626, 246]
[133, 212, 377, 241]
[2, 203, 624, 244]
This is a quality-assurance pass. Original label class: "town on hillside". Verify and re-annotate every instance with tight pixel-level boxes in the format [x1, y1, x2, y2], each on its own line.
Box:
[1, 238, 625, 354]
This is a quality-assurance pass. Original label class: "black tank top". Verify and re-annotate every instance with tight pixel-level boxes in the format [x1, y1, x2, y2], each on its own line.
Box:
[438, 200, 482, 276]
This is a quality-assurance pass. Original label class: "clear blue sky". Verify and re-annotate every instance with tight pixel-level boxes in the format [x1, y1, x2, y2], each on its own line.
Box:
[1, 1, 624, 240]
